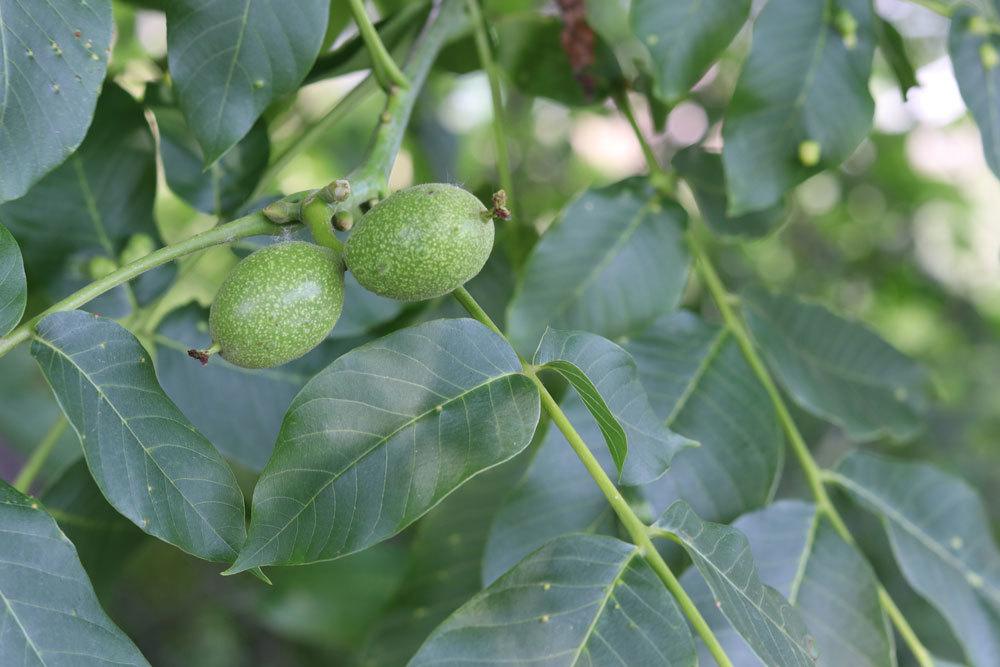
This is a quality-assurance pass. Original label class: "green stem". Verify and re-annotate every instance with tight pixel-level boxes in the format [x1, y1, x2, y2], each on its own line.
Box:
[0, 214, 282, 359]
[613, 90, 675, 194]
[346, 0, 468, 194]
[251, 75, 378, 201]
[348, 0, 410, 90]
[465, 0, 515, 210]
[614, 94, 934, 667]
[301, 196, 344, 253]
[687, 231, 934, 667]
[451, 288, 733, 667]
[13, 417, 68, 493]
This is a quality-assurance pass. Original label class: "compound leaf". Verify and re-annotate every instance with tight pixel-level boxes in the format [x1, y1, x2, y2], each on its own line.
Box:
[410, 534, 696, 666]
[626, 311, 784, 523]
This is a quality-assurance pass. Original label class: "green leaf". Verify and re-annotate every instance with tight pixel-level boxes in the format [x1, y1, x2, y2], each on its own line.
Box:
[31, 311, 247, 563]
[631, 0, 749, 104]
[534, 328, 695, 483]
[673, 147, 787, 239]
[0, 480, 148, 665]
[654, 500, 818, 667]
[680, 501, 893, 666]
[153, 304, 368, 471]
[830, 451, 1000, 667]
[40, 460, 146, 590]
[0, 221, 26, 335]
[166, 0, 329, 162]
[722, 0, 876, 214]
[482, 396, 616, 585]
[876, 17, 918, 100]
[229, 318, 541, 572]
[410, 534, 697, 666]
[949, 8, 1000, 182]
[626, 311, 784, 523]
[0, 0, 112, 203]
[154, 104, 270, 216]
[361, 455, 532, 666]
[508, 177, 690, 356]
[742, 288, 928, 442]
[0, 84, 158, 304]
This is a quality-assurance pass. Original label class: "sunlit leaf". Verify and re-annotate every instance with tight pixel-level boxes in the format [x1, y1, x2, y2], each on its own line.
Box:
[0, 480, 148, 665]
[742, 288, 928, 442]
[722, 0, 875, 214]
[410, 534, 696, 666]
[0, 0, 112, 202]
[654, 500, 818, 666]
[230, 319, 540, 572]
[830, 451, 1000, 667]
[508, 177, 690, 356]
[32, 311, 247, 563]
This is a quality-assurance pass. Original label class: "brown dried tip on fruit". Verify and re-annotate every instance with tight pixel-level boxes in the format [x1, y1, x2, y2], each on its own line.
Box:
[491, 190, 511, 220]
[187, 348, 212, 365]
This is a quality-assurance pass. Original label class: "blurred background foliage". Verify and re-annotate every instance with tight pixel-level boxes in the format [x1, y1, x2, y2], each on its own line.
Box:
[1, 0, 997, 664]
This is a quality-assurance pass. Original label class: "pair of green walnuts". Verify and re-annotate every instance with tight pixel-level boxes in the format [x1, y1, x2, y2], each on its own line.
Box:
[195, 183, 495, 369]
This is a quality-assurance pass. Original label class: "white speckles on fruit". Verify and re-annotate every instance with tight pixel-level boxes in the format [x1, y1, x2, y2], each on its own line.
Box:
[208, 241, 344, 369]
[345, 183, 494, 301]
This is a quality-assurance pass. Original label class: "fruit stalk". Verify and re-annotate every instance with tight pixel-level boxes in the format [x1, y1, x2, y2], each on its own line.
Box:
[615, 87, 936, 667]
[451, 287, 734, 667]
[348, 0, 410, 90]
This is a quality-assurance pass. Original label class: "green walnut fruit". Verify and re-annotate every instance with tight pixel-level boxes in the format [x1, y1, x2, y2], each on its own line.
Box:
[345, 183, 494, 301]
[203, 241, 344, 369]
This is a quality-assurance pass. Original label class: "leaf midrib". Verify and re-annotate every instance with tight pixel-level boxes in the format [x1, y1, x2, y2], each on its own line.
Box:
[236, 369, 527, 568]
[570, 548, 639, 665]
